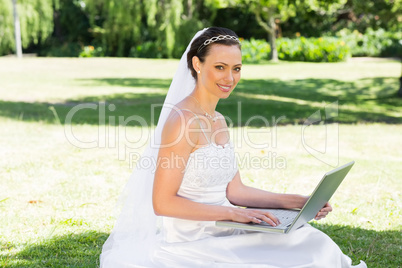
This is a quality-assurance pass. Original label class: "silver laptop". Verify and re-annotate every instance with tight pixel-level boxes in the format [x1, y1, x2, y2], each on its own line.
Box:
[216, 161, 355, 234]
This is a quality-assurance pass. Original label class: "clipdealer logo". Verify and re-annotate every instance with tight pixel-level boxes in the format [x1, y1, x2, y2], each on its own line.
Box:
[63, 101, 340, 168]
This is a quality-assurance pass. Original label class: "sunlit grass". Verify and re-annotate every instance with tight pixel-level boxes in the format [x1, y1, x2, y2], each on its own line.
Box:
[1, 119, 400, 267]
[0, 57, 401, 267]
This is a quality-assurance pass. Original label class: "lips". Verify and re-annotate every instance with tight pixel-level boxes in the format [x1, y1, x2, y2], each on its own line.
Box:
[217, 84, 232, 92]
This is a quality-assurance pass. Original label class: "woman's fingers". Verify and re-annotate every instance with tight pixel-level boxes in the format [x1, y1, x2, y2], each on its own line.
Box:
[315, 202, 333, 220]
[233, 208, 280, 227]
[324, 202, 333, 212]
[260, 214, 280, 227]
[249, 216, 262, 224]
[264, 212, 281, 226]
[250, 210, 280, 227]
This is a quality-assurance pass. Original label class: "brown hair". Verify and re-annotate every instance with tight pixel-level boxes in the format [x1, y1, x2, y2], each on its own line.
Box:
[187, 27, 240, 80]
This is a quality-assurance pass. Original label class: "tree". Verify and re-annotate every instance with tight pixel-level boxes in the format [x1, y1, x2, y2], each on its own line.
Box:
[17, 0, 54, 48]
[148, 0, 183, 58]
[399, 41, 402, 98]
[52, 0, 91, 44]
[237, 0, 347, 61]
[340, 0, 402, 33]
[246, 0, 298, 61]
[0, 0, 53, 56]
[84, 0, 186, 57]
[399, 75, 402, 98]
[12, 0, 22, 58]
[84, 0, 142, 56]
[234, 0, 305, 61]
[0, 0, 14, 55]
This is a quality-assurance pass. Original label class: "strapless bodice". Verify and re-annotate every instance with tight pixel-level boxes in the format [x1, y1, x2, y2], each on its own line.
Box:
[178, 142, 238, 204]
[161, 142, 240, 243]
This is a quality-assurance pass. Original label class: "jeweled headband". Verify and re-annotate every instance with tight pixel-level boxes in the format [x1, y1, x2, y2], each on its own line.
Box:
[197, 35, 241, 53]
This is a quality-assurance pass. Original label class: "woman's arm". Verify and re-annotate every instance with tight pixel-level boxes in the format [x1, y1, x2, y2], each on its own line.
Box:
[226, 172, 332, 220]
[227, 171, 308, 209]
[152, 111, 280, 226]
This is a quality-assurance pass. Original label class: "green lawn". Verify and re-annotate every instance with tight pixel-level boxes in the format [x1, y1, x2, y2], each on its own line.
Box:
[0, 57, 401, 267]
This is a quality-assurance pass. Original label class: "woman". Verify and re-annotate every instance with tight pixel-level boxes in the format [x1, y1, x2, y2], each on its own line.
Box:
[100, 27, 366, 267]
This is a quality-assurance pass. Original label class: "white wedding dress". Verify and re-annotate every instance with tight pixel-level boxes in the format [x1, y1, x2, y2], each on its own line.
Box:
[148, 134, 367, 268]
[102, 126, 367, 267]
[100, 28, 366, 268]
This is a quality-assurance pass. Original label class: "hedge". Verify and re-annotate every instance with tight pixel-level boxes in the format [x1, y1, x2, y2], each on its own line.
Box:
[242, 36, 350, 63]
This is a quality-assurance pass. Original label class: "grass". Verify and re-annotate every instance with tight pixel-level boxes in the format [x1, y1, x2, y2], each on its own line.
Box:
[0, 57, 401, 267]
[0, 58, 401, 125]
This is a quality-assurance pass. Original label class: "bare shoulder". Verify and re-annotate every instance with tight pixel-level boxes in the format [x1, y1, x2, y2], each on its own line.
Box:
[161, 108, 200, 150]
[164, 108, 200, 132]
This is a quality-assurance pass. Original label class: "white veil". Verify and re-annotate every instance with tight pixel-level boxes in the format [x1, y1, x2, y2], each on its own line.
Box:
[100, 28, 207, 268]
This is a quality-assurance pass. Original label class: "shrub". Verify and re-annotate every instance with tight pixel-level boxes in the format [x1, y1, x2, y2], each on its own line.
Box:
[79, 45, 104, 57]
[335, 28, 402, 57]
[241, 38, 271, 63]
[277, 37, 350, 62]
[129, 41, 164, 59]
[41, 42, 82, 57]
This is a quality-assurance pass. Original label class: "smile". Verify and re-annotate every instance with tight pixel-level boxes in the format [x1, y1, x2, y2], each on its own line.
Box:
[217, 84, 232, 92]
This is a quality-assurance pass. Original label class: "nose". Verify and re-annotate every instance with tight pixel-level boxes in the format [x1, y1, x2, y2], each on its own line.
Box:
[224, 70, 234, 83]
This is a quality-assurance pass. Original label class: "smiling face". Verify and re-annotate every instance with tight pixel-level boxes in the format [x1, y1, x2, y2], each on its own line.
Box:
[193, 44, 242, 99]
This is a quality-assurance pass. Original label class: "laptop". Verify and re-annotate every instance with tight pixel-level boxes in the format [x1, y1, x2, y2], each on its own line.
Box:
[216, 161, 355, 234]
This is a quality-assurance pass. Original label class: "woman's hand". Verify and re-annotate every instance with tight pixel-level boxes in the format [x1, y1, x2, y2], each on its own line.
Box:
[314, 202, 332, 220]
[229, 207, 280, 227]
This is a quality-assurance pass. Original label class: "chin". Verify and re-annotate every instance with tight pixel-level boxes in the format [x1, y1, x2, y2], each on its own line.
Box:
[218, 91, 233, 99]
[216, 86, 236, 99]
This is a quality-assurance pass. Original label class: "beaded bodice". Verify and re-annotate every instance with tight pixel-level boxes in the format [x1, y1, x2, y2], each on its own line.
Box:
[177, 142, 238, 204]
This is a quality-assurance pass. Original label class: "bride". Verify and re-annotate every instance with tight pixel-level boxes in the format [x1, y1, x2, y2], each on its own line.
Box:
[100, 27, 366, 268]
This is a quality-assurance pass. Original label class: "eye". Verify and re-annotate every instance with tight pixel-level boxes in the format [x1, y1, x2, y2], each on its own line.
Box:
[234, 67, 241, 72]
[215, 65, 224, 70]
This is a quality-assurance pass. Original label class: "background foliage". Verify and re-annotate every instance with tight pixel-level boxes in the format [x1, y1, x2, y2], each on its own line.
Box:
[335, 28, 402, 57]
[0, 0, 54, 55]
[277, 36, 350, 62]
[242, 29, 402, 64]
[241, 38, 271, 63]
[0, 0, 401, 59]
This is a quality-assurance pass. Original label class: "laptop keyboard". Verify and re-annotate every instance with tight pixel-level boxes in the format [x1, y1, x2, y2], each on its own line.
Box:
[257, 209, 299, 228]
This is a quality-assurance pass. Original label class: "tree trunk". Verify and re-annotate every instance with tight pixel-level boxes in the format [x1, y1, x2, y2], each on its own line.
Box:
[187, 0, 193, 19]
[268, 17, 278, 62]
[12, 0, 22, 58]
[254, 7, 278, 62]
[399, 59, 402, 98]
[53, 8, 62, 42]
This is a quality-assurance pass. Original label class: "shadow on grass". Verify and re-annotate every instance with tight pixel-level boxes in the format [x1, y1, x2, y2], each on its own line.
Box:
[2, 231, 108, 268]
[80, 77, 172, 89]
[2, 226, 401, 267]
[0, 77, 401, 126]
[311, 223, 402, 267]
